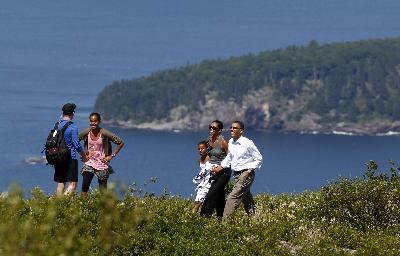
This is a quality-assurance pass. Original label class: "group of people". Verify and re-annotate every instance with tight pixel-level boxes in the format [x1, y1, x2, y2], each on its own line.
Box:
[51, 103, 262, 220]
[51, 103, 124, 197]
[192, 120, 263, 220]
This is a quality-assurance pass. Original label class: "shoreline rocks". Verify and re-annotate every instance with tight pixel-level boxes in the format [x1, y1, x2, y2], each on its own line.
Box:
[23, 156, 47, 165]
[104, 119, 400, 136]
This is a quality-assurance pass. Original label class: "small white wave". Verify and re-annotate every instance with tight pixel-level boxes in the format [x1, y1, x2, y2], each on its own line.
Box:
[377, 131, 400, 136]
[332, 130, 356, 136]
[299, 130, 319, 135]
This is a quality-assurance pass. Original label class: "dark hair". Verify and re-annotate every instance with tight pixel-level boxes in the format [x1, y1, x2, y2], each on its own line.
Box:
[198, 140, 208, 147]
[211, 120, 223, 130]
[62, 103, 76, 115]
[232, 120, 244, 130]
[89, 112, 101, 121]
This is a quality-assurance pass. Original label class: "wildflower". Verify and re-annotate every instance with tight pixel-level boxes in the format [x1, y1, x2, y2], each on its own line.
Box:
[286, 213, 295, 219]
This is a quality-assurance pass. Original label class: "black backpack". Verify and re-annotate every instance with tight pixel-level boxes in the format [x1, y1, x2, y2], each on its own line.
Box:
[42, 121, 73, 165]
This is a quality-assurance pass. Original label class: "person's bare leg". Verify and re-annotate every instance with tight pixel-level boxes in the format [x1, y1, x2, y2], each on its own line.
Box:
[192, 202, 202, 213]
[56, 183, 65, 197]
[64, 182, 77, 196]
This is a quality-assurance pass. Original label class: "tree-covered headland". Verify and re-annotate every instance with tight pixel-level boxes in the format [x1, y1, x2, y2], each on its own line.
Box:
[95, 37, 400, 134]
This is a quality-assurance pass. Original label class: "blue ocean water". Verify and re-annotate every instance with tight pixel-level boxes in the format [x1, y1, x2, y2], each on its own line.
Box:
[1, 0, 400, 196]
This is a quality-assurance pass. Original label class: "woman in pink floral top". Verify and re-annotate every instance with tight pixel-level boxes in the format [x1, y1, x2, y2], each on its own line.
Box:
[79, 112, 124, 196]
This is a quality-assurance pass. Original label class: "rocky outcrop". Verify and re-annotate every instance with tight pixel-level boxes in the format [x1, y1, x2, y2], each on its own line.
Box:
[107, 85, 400, 135]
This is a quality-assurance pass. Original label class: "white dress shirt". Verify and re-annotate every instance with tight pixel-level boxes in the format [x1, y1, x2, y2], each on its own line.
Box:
[220, 136, 263, 172]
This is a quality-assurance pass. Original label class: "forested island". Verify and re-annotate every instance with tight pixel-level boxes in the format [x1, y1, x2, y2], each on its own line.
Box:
[95, 37, 400, 134]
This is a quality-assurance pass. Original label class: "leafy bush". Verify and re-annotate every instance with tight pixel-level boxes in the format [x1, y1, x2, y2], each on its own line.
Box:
[1, 162, 400, 255]
[308, 160, 400, 230]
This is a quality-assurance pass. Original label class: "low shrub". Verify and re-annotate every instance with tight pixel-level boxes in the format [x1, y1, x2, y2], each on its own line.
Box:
[0, 161, 400, 255]
[308, 160, 400, 230]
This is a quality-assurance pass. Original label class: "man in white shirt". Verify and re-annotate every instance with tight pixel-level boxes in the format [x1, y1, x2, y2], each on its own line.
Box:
[212, 120, 263, 220]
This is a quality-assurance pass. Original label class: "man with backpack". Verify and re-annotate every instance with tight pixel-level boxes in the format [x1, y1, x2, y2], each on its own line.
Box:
[52, 103, 87, 196]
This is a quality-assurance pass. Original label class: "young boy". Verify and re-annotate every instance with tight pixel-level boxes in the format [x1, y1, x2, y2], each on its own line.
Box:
[192, 141, 214, 213]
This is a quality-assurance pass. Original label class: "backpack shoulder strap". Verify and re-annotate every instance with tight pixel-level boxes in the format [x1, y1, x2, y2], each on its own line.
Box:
[60, 121, 73, 134]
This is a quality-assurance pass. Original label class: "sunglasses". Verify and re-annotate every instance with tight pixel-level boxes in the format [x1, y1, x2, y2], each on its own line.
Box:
[209, 125, 220, 131]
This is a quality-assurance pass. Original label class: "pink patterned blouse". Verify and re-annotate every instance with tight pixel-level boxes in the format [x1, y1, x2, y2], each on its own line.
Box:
[85, 133, 109, 170]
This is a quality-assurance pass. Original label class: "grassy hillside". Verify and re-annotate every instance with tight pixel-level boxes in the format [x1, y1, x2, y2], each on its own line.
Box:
[94, 37, 400, 132]
[0, 161, 400, 255]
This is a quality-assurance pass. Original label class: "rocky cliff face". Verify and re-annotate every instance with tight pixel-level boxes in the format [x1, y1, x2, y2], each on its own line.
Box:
[108, 84, 400, 135]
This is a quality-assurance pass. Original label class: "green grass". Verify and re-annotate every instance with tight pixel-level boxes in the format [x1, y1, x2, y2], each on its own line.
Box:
[1, 160, 400, 255]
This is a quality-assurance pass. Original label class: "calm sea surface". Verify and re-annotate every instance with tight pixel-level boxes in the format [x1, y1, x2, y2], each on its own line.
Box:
[1, 0, 400, 196]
